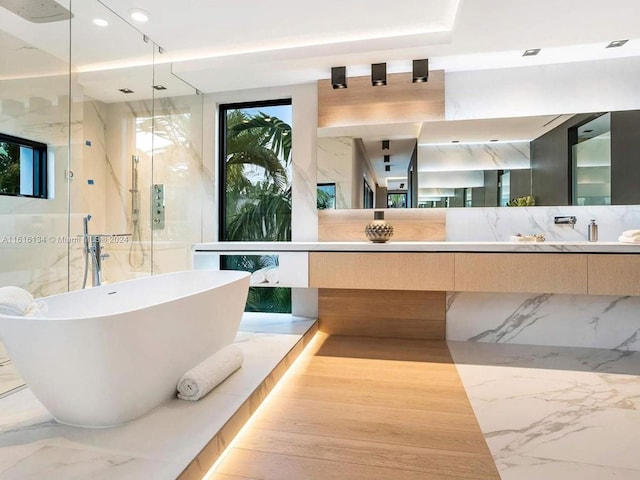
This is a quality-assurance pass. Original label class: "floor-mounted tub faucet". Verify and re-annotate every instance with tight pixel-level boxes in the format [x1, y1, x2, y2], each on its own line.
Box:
[81, 215, 109, 288]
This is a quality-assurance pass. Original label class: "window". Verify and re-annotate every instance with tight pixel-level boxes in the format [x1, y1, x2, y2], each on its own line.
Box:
[317, 183, 336, 209]
[387, 192, 407, 208]
[363, 179, 374, 208]
[0, 133, 47, 198]
[571, 113, 611, 206]
[218, 99, 292, 313]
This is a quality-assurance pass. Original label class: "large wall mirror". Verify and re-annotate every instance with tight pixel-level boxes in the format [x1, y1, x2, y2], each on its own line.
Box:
[317, 109, 640, 209]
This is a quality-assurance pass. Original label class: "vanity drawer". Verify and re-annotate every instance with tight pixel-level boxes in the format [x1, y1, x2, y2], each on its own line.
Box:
[309, 252, 454, 291]
[454, 253, 588, 294]
[588, 254, 640, 296]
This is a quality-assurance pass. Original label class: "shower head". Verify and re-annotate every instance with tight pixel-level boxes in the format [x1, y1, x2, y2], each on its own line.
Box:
[0, 0, 72, 23]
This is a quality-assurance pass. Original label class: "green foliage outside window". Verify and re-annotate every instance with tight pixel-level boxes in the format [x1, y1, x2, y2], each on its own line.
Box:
[222, 105, 293, 313]
[0, 142, 20, 195]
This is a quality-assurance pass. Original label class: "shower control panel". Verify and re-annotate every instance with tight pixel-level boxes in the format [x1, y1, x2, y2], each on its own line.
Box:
[152, 184, 165, 230]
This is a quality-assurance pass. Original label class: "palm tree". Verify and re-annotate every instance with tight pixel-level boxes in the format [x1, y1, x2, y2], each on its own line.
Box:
[0, 142, 20, 195]
[222, 107, 293, 313]
[223, 109, 292, 242]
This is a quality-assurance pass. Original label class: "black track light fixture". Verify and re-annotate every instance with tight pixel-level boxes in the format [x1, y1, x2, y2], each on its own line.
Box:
[384, 165, 391, 172]
[331, 66, 347, 89]
[382, 140, 389, 150]
[371, 63, 387, 86]
[383, 155, 390, 163]
[412, 59, 429, 83]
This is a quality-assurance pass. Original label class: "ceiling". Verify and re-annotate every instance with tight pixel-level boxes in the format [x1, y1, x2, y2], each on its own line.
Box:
[3, 0, 639, 191]
[97, 0, 640, 92]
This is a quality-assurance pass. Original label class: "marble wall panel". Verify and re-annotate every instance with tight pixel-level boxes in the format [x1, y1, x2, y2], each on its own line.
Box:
[447, 292, 640, 351]
[446, 205, 640, 241]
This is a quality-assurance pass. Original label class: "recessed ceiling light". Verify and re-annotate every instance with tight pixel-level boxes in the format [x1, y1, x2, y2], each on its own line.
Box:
[119, 88, 134, 94]
[583, 129, 594, 133]
[129, 8, 149, 23]
[523, 48, 541, 57]
[93, 18, 108, 27]
[152, 85, 167, 90]
[490, 139, 498, 142]
[451, 140, 460, 143]
[606, 39, 628, 48]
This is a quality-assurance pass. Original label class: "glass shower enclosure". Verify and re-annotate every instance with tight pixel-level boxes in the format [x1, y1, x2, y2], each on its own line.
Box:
[0, 0, 205, 395]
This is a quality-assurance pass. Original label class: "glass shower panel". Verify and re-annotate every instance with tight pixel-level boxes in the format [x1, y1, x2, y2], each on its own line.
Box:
[0, 2, 71, 395]
[70, 2, 154, 287]
[0, 2, 71, 296]
[150, 62, 204, 274]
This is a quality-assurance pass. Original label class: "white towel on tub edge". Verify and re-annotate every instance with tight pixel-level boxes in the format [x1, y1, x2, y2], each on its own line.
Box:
[0, 286, 47, 317]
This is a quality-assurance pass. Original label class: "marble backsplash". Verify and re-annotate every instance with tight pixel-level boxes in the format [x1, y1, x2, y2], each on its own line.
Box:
[446, 205, 640, 241]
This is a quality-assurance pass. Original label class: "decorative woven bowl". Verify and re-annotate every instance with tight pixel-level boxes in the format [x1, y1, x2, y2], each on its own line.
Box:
[365, 211, 394, 243]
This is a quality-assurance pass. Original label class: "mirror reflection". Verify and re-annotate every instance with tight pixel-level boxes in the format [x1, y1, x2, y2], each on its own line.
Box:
[317, 110, 640, 208]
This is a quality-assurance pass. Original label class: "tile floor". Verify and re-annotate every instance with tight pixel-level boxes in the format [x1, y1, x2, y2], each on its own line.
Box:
[2, 322, 640, 479]
[449, 341, 640, 480]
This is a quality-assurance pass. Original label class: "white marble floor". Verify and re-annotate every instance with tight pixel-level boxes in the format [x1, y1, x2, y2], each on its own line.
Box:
[0, 313, 316, 480]
[449, 341, 640, 480]
[0, 342, 22, 397]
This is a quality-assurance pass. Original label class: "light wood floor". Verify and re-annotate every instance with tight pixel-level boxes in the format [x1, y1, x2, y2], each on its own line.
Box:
[210, 333, 500, 480]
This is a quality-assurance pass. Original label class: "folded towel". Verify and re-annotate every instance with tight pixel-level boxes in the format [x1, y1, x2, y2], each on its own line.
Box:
[622, 229, 640, 239]
[177, 344, 244, 401]
[265, 267, 279, 284]
[618, 235, 640, 244]
[0, 286, 47, 317]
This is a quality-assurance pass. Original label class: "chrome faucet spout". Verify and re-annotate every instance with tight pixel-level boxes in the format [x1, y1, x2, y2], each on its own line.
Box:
[554, 216, 577, 229]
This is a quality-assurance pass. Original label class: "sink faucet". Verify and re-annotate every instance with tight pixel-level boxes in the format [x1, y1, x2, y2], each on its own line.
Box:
[554, 215, 577, 228]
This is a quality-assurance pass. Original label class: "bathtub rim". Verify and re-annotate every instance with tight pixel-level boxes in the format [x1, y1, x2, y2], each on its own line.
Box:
[0, 269, 250, 322]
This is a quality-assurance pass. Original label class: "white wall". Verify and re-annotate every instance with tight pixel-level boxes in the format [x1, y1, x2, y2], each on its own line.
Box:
[446, 56, 640, 120]
[202, 82, 318, 243]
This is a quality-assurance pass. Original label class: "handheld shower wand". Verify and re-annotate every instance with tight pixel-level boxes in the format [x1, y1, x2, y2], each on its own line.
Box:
[81, 215, 92, 289]
[129, 155, 146, 268]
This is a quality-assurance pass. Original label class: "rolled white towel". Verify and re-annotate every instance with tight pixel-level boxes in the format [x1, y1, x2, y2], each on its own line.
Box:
[177, 344, 243, 401]
[250, 268, 267, 284]
[622, 229, 640, 239]
[265, 267, 279, 284]
[618, 235, 640, 244]
[0, 286, 47, 317]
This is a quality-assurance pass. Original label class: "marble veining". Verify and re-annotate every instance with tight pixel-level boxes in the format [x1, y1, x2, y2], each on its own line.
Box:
[0, 314, 316, 479]
[418, 141, 530, 172]
[447, 205, 640, 242]
[449, 342, 640, 479]
[447, 292, 640, 351]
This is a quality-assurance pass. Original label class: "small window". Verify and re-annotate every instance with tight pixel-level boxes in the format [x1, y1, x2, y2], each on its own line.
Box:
[0, 133, 47, 198]
[317, 183, 336, 209]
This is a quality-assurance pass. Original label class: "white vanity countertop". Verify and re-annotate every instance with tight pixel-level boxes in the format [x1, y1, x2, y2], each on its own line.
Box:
[193, 241, 640, 253]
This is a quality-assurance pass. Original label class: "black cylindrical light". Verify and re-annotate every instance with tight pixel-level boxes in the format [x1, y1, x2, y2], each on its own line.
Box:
[371, 63, 387, 86]
[382, 139, 390, 150]
[331, 66, 347, 89]
[383, 155, 390, 163]
[412, 59, 429, 83]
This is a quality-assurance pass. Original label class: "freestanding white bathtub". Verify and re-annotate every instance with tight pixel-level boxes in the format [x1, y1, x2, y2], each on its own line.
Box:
[0, 269, 249, 427]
